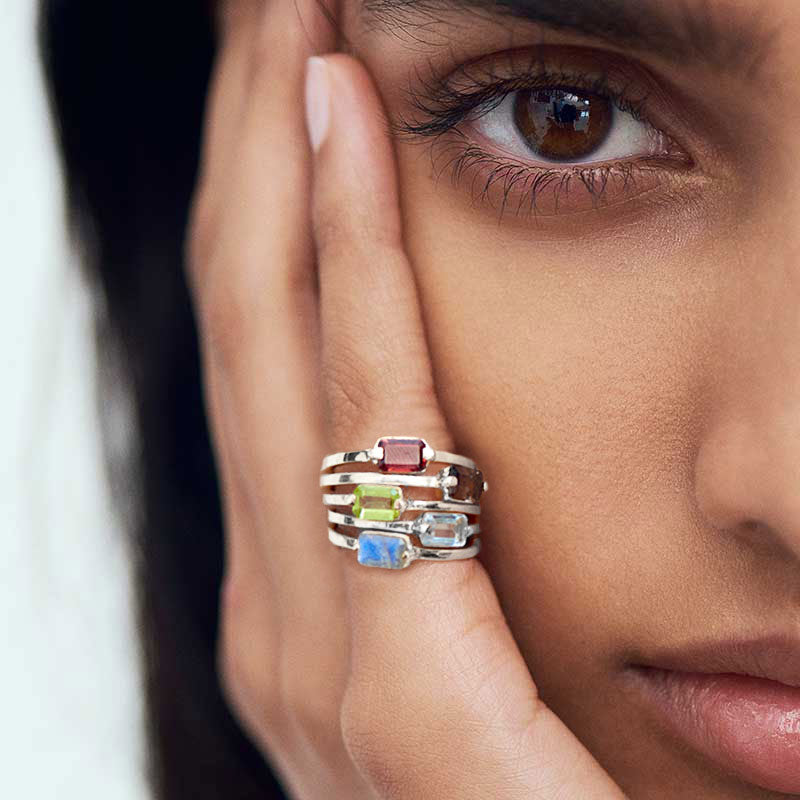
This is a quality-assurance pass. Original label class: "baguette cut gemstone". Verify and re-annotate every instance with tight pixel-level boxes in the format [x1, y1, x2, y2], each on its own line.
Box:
[377, 437, 427, 473]
[441, 465, 485, 502]
[413, 512, 469, 547]
[357, 532, 410, 569]
[353, 484, 403, 521]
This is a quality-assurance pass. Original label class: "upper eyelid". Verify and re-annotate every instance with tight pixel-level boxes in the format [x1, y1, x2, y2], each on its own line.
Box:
[390, 50, 658, 143]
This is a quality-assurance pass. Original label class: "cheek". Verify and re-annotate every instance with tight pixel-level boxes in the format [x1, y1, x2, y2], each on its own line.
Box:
[395, 149, 722, 682]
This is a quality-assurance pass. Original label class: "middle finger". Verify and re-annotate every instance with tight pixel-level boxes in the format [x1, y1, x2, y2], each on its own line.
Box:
[189, 0, 350, 737]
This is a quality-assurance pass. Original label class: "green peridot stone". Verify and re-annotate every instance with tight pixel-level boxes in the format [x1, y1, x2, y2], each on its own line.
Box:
[353, 484, 403, 521]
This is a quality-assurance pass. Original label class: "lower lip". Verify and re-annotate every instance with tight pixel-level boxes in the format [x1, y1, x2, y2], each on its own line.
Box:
[627, 666, 800, 794]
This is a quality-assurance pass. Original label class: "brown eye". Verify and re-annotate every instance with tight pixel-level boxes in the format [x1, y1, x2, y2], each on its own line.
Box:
[512, 89, 613, 161]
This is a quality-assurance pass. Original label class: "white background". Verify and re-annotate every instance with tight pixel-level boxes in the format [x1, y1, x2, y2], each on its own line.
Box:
[0, 0, 147, 795]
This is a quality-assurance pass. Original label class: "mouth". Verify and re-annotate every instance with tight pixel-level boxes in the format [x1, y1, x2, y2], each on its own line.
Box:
[624, 633, 800, 795]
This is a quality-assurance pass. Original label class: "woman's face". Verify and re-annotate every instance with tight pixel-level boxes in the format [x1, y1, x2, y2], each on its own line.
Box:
[265, 0, 800, 795]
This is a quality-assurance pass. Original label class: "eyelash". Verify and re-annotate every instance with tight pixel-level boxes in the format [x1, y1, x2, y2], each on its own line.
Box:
[390, 55, 690, 219]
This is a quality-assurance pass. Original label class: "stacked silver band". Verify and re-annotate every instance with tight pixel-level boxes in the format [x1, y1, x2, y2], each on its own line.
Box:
[319, 435, 487, 569]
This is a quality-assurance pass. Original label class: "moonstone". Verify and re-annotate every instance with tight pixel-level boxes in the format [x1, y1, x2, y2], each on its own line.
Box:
[357, 532, 410, 569]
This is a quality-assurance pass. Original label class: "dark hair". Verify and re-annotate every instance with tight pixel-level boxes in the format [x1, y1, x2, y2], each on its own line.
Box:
[38, 2, 286, 797]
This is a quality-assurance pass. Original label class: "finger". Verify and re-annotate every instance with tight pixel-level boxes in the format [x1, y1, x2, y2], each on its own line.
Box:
[189, 0, 262, 249]
[187, 0, 354, 742]
[205, 357, 267, 592]
[193, 7, 281, 738]
[309, 54, 628, 799]
[203, 360, 286, 751]
[191, 0, 330, 581]
[189, 0, 276, 591]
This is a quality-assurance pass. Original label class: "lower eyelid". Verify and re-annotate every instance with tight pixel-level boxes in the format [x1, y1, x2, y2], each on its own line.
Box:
[423, 131, 694, 222]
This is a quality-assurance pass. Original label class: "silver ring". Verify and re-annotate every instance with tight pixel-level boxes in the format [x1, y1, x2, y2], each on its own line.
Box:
[319, 467, 488, 502]
[327, 510, 480, 548]
[320, 472, 441, 489]
[320, 435, 479, 473]
[328, 527, 481, 569]
[322, 493, 480, 515]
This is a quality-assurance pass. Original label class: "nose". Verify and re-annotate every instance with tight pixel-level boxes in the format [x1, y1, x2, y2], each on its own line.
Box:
[693, 241, 800, 561]
[695, 407, 800, 557]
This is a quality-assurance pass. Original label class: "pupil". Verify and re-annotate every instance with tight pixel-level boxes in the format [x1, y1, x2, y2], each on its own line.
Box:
[513, 88, 613, 161]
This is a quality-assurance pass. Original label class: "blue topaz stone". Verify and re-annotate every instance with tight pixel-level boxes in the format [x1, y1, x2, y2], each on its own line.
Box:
[357, 532, 411, 569]
[413, 512, 469, 547]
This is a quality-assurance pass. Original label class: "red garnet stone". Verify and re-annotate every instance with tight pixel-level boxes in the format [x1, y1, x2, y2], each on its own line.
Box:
[377, 437, 428, 473]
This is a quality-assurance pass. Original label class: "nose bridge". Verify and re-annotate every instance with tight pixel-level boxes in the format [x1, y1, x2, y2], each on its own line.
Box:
[693, 223, 800, 555]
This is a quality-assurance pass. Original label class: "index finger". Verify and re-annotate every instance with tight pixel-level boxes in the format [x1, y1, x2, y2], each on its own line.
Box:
[308, 53, 627, 799]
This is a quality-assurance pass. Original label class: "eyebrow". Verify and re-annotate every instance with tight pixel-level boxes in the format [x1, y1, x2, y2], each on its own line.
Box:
[360, 0, 777, 79]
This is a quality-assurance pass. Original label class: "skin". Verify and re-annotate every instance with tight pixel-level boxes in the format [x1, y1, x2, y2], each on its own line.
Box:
[186, 0, 800, 797]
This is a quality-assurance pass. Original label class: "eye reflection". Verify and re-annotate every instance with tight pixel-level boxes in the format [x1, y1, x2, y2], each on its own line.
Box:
[514, 89, 613, 161]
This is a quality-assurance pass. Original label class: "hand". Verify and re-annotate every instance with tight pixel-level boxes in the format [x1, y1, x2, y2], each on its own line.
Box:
[185, 2, 628, 797]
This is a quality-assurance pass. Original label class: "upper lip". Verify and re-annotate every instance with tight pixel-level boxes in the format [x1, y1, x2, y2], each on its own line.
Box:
[631, 632, 800, 689]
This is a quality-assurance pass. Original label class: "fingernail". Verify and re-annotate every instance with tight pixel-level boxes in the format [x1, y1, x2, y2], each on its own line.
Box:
[305, 56, 330, 153]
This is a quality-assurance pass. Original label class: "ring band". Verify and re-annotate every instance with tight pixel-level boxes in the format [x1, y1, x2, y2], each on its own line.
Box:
[319, 468, 487, 503]
[320, 435, 479, 473]
[327, 510, 480, 547]
[328, 527, 482, 570]
[322, 493, 480, 515]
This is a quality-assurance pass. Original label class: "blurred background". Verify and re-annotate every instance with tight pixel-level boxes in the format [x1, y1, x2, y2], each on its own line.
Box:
[0, 0, 146, 795]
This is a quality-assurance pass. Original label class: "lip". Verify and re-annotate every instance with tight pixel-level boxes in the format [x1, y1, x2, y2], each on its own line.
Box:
[635, 633, 800, 688]
[626, 633, 800, 794]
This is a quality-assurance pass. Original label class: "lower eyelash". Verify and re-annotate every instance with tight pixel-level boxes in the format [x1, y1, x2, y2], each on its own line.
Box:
[427, 133, 679, 223]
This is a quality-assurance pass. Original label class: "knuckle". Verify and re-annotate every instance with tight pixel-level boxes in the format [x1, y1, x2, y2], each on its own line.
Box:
[246, 18, 305, 105]
[322, 337, 449, 444]
[340, 567, 533, 782]
[321, 347, 381, 430]
[282, 673, 346, 760]
[189, 242, 314, 374]
[339, 683, 416, 796]
[218, 639, 280, 732]
[339, 689, 390, 764]
[313, 207, 349, 263]
[245, 30, 276, 97]
[216, 0, 258, 39]
[216, 577, 285, 734]
[314, 202, 402, 267]
[199, 285, 251, 371]
[194, 256, 266, 372]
